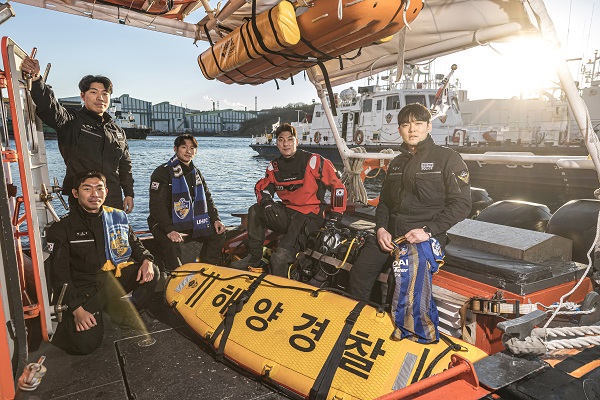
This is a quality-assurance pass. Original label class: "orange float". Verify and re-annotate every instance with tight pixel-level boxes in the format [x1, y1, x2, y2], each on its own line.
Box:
[199, 0, 425, 85]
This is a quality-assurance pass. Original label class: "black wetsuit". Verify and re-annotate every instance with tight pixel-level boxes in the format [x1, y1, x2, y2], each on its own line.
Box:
[47, 206, 158, 354]
[30, 79, 134, 209]
[348, 135, 471, 301]
[148, 160, 225, 269]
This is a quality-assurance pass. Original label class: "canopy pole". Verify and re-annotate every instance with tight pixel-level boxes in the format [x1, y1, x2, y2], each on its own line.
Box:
[307, 66, 352, 172]
[527, 0, 600, 189]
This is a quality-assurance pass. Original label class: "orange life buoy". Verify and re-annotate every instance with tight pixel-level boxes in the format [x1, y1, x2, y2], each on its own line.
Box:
[353, 130, 364, 145]
[314, 131, 321, 144]
[359, 159, 390, 206]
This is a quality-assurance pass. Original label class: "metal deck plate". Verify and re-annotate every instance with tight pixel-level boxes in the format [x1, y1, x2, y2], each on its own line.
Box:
[116, 326, 286, 400]
[26, 293, 287, 400]
[475, 351, 548, 390]
[26, 317, 130, 399]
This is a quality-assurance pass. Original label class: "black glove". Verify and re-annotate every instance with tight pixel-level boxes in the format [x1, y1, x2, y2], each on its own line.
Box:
[262, 200, 280, 226]
[323, 212, 341, 230]
[326, 212, 342, 223]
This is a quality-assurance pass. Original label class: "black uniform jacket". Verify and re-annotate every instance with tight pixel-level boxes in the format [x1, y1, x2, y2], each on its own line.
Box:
[47, 206, 153, 312]
[375, 135, 471, 237]
[30, 79, 134, 207]
[147, 160, 221, 234]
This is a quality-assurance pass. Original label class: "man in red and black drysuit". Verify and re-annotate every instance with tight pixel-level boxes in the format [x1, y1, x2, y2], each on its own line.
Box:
[231, 123, 347, 277]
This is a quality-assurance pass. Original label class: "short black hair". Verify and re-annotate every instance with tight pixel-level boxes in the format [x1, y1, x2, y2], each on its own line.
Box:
[174, 134, 198, 148]
[73, 170, 106, 190]
[397, 103, 431, 125]
[275, 123, 296, 138]
[78, 75, 113, 94]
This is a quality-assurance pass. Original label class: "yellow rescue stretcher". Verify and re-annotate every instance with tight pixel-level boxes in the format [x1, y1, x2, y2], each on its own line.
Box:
[166, 263, 488, 399]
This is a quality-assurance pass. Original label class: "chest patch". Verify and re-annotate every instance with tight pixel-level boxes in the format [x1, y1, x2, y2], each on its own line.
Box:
[421, 163, 434, 171]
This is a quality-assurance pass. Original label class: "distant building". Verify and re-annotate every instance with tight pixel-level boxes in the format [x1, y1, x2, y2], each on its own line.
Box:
[113, 94, 152, 128]
[189, 109, 257, 135]
[49, 95, 259, 136]
[57, 96, 82, 108]
[151, 102, 196, 134]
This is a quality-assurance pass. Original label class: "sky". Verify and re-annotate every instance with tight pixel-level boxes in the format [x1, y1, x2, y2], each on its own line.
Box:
[1, 0, 599, 111]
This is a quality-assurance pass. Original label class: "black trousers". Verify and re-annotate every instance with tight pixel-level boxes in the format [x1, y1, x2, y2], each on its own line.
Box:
[348, 234, 448, 303]
[56, 262, 159, 355]
[247, 203, 323, 277]
[151, 225, 226, 270]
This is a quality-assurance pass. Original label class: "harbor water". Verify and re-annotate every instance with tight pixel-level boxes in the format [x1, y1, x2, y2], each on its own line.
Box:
[16, 135, 571, 234]
[42, 136, 270, 230]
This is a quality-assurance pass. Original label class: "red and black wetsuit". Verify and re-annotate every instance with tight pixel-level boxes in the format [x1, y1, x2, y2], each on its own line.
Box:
[244, 150, 347, 276]
[255, 149, 346, 216]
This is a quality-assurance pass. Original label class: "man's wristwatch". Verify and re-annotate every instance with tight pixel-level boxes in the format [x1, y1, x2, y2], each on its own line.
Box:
[422, 225, 432, 238]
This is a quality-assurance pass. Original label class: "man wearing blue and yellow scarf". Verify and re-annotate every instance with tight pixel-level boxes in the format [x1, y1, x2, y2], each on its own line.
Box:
[148, 134, 226, 271]
[47, 171, 159, 355]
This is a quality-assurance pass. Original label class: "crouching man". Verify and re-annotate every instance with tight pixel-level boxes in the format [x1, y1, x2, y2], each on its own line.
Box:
[47, 171, 159, 355]
[231, 123, 347, 276]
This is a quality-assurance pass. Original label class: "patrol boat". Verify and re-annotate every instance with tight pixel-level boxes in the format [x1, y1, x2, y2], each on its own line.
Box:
[108, 99, 150, 140]
[2, 1, 600, 399]
[250, 65, 597, 205]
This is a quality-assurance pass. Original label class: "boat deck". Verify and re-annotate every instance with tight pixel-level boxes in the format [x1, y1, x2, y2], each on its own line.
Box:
[27, 292, 287, 400]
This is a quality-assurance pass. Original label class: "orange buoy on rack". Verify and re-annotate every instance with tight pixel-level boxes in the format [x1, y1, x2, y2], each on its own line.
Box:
[199, 0, 425, 85]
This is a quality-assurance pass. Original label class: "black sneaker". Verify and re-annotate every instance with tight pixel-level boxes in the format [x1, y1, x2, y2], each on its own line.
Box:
[229, 254, 260, 270]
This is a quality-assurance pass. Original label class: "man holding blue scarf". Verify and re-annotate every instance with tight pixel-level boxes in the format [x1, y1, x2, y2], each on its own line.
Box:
[47, 171, 158, 355]
[148, 134, 226, 270]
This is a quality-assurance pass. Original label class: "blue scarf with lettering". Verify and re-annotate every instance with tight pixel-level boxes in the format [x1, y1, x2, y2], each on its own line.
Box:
[168, 154, 211, 237]
[100, 206, 133, 277]
[389, 237, 444, 344]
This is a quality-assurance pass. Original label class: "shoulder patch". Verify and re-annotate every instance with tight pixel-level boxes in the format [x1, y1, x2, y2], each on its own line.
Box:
[309, 155, 318, 170]
[47, 242, 54, 252]
[457, 169, 470, 185]
[267, 163, 274, 171]
[151, 181, 160, 190]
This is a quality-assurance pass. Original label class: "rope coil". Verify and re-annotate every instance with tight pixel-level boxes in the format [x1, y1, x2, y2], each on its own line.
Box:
[341, 147, 368, 204]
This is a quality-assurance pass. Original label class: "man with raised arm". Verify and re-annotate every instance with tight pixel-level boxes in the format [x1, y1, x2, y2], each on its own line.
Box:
[47, 171, 158, 355]
[231, 123, 347, 277]
[348, 103, 471, 302]
[148, 134, 226, 270]
[21, 56, 135, 212]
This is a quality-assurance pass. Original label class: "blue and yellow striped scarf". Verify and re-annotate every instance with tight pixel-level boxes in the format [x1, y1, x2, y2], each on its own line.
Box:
[389, 237, 444, 344]
[168, 154, 212, 237]
[100, 206, 133, 277]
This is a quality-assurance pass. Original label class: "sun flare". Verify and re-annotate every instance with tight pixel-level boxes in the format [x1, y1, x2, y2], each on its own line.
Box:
[499, 38, 560, 97]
